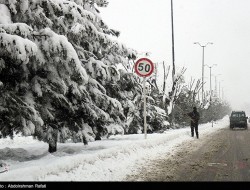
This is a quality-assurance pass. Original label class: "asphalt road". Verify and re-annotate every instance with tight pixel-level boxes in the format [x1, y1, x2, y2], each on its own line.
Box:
[125, 124, 250, 181]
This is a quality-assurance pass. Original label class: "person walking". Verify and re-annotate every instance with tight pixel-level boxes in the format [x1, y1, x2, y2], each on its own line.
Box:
[186, 107, 200, 139]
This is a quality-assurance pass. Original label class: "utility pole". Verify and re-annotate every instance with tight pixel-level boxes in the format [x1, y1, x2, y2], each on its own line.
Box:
[223, 88, 225, 100]
[214, 75, 217, 97]
[194, 42, 213, 103]
[219, 81, 221, 99]
[170, 0, 175, 127]
[171, 0, 175, 80]
[219, 80, 224, 99]
[205, 64, 217, 102]
[216, 74, 222, 98]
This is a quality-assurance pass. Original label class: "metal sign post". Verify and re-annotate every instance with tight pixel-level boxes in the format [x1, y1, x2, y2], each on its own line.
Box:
[134, 58, 154, 139]
[143, 77, 147, 139]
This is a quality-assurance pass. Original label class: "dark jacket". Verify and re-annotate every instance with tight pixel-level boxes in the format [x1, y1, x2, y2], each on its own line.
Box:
[187, 110, 200, 124]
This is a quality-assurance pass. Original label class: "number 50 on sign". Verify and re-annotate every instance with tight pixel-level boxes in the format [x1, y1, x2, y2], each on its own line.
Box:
[134, 58, 154, 77]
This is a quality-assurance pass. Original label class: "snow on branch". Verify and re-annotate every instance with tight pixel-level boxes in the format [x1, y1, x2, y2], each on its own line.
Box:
[0, 23, 33, 38]
[0, 32, 38, 64]
[37, 28, 88, 84]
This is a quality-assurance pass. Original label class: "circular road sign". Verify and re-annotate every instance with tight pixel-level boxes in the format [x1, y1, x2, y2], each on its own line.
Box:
[134, 58, 154, 77]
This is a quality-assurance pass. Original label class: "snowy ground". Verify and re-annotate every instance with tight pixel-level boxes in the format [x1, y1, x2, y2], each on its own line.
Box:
[0, 116, 229, 181]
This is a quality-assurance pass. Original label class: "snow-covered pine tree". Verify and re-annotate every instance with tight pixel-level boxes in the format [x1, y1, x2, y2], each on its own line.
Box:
[114, 61, 168, 134]
[0, 0, 137, 152]
[115, 69, 143, 134]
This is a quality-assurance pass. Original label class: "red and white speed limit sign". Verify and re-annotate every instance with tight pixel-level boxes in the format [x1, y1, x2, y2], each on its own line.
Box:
[134, 58, 154, 77]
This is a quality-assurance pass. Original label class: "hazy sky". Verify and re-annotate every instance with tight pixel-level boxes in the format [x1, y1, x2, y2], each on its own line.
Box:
[100, 0, 250, 111]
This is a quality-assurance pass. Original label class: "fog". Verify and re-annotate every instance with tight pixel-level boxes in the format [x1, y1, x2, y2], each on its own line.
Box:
[100, 0, 250, 110]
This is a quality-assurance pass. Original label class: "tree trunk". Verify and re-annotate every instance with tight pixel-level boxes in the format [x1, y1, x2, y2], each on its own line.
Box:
[95, 133, 101, 140]
[48, 141, 57, 153]
[48, 129, 58, 153]
[83, 136, 88, 145]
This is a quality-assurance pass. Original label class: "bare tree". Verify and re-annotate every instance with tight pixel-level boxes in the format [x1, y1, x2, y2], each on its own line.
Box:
[162, 61, 170, 95]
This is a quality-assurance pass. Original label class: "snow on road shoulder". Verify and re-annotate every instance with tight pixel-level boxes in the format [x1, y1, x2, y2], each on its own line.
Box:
[0, 117, 229, 181]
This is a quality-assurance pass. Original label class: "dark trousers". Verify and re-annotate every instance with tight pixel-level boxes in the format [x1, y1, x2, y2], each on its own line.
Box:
[191, 122, 199, 138]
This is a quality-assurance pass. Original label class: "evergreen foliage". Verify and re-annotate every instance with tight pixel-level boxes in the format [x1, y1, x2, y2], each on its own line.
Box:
[0, 0, 137, 152]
